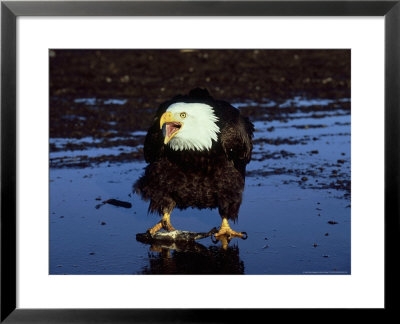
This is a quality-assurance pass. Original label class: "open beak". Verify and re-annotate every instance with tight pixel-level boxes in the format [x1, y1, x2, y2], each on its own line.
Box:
[160, 112, 182, 144]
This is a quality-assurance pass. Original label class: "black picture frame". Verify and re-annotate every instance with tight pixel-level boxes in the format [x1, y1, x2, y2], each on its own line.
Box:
[1, 0, 399, 322]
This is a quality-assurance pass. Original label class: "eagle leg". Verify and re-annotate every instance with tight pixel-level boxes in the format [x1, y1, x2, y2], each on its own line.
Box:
[213, 218, 247, 249]
[147, 212, 176, 236]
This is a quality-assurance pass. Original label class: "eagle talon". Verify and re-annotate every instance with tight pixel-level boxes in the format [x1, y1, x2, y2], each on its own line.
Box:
[147, 221, 162, 237]
[147, 212, 175, 236]
[212, 218, 246, 249]
[214, 220, 245, 239]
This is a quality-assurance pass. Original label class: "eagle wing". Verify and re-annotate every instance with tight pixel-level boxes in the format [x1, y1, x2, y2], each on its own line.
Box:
[143, 115, 165, 163]
[219, 106, 254, 176]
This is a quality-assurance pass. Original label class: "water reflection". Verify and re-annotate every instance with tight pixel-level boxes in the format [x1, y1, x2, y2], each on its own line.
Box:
[137, 239, 245, 274]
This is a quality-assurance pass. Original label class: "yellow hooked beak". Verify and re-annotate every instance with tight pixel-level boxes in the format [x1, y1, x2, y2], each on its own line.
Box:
[160, 111, 182, 144]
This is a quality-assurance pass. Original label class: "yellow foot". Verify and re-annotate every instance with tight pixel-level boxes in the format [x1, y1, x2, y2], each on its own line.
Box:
[212, 218, 247, 249]
[147, 212, 176, 236]
[214, 218, 247, 239]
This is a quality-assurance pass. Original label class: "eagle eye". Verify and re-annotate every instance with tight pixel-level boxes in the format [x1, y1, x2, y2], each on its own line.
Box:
[180, 112, 187, 119]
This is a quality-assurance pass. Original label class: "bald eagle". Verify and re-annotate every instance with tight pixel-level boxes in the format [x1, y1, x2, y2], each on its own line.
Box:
[134, 88, 254, 245]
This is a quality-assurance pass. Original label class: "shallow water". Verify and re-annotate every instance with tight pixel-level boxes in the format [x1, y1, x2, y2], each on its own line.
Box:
[50, 97, 350, 274]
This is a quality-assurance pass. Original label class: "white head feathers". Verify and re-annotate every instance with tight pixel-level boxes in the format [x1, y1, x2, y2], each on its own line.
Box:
[164, 102, 220, 151]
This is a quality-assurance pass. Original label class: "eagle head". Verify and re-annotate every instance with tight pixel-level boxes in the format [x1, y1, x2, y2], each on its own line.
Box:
[159, 102, 220, 151]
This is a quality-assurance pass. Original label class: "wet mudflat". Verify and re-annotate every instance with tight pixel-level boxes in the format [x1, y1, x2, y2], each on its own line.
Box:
[49, 50, 350, 274]
[49, 97, 350, 274]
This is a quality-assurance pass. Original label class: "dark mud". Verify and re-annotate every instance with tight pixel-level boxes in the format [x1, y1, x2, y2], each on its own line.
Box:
[49, 50, 350, 274]
[50, 49, 350, 101]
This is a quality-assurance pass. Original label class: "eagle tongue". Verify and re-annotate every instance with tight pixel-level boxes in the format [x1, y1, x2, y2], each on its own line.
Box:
[166, 123, 178, 138]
